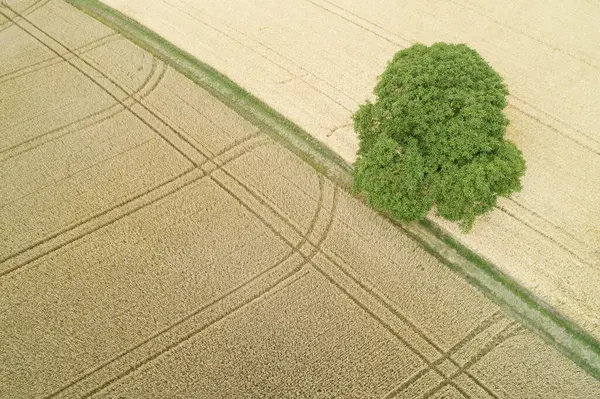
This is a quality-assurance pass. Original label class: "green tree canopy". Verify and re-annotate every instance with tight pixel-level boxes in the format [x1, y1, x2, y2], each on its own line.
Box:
[353, 43, 526, 231]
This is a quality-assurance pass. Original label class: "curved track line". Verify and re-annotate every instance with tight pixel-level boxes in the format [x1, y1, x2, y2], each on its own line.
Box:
[210, 140, 334, 255]
[0, 40, 164, 161]
[211, 140, 331, 256]
[0, 61, 167, 263]
[0, 32, 120, 84]
[313, 208, 473, 350]
[4, 2, 593, 396]
[312, 184, 337, 255]
[48, 144, 330, 398]
[72, 176, 332, 397]
[62, 0, 600, 382]
[212, 142, 330, 241]
[303, 175, 325, 247]
[204, 157, 505, 399]
[0, 54, 164, 164]
[0, 54, 164, 205]
[72, 168, 321, 396]
[0, 3, 207, 164]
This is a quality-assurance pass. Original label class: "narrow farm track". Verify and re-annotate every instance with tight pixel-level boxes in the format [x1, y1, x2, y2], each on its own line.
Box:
[0, 32, 119, 83]
[95, 0, 600, 340]
[1, 0, 600, 397]
[0, 54, 164, 165]
[0, 0, 48, 32]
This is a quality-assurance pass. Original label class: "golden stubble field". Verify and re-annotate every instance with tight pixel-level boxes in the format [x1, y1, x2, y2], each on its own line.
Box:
[1, 0, 600, 397]
[98, 0, 600, 338]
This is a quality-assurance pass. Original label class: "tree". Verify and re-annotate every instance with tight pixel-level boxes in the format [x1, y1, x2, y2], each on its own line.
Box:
[353, 43, 526, 231]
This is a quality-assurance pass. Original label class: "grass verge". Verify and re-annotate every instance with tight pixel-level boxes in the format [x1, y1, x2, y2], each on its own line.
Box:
[65, 0, 600, 380]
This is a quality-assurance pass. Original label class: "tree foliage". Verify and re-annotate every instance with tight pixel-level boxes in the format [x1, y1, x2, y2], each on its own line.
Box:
[353, 43, 526, 231]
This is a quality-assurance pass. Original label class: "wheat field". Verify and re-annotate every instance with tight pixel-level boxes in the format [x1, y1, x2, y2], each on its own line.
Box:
[1, 0, 599, 397]
[97, 0, 600, 338]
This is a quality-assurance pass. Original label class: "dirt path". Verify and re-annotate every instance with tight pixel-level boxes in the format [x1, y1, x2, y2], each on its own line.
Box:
[1, 0, 600, 397]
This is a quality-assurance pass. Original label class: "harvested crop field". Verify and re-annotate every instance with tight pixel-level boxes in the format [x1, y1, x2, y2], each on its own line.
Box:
[1, 0, 600, 397]
[96, 0, 600, 339]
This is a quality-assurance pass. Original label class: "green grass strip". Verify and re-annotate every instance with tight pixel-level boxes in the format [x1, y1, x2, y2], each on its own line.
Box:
[66, 0, 600, 380]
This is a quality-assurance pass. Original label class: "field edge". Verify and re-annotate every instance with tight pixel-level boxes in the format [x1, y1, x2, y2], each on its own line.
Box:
[62, 0, 600, 381]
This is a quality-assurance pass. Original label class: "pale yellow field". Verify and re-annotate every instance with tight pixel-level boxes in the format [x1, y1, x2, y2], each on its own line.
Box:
[1, 0, 600, 397]
[97, 0, 600, 338]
